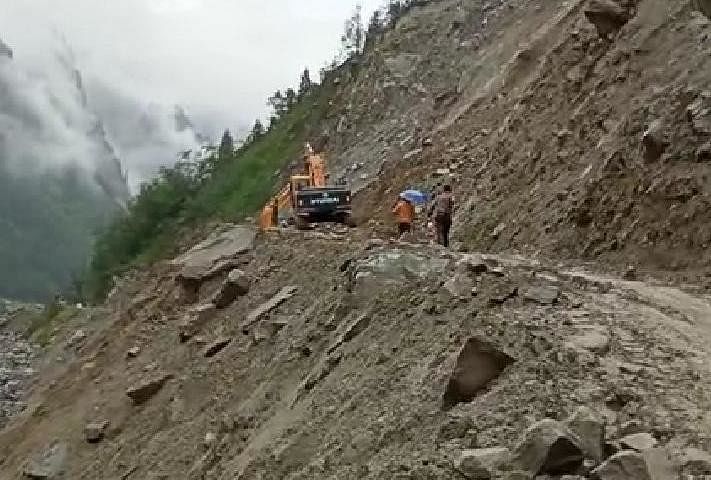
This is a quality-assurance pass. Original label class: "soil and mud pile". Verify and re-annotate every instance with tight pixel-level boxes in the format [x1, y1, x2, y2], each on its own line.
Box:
[2, 0, 711, 479]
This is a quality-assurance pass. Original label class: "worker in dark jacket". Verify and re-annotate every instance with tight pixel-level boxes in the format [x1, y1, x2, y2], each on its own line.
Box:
[429, 184, 454, 247]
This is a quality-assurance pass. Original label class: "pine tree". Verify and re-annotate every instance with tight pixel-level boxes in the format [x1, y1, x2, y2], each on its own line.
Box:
[285, 88, 297, 109]
[298, 68, 313, 98]
[341, 4, 365, 59]
[219, 129, 234, 158]
[251, 119, 265, 140]
[267, 90, 287, 117]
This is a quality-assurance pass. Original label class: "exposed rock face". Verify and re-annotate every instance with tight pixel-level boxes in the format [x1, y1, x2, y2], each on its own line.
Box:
[212, 269, 251, 308]
[512, 419, 584, 475]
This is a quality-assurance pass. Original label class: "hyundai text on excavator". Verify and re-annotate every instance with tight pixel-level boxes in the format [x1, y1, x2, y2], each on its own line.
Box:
[259, 144, 354, 230]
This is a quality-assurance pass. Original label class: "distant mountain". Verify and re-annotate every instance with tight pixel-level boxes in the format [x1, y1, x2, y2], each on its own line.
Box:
[0, 35, 128, 301]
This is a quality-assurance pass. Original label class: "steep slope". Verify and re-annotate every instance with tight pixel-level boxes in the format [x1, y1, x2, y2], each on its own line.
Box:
[3, 1, 711, 479]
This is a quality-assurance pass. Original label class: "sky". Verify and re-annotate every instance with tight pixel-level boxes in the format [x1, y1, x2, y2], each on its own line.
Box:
[0, 0, 381, 137]
[0, 0, 383, 188]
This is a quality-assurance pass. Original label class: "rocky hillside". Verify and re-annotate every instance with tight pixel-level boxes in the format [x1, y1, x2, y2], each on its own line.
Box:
[2, 1, 711, 479]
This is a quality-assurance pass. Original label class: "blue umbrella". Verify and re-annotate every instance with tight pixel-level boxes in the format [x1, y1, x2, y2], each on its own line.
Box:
[400, 189, 429, 205]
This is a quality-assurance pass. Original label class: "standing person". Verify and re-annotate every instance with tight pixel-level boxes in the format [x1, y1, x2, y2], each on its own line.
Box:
[429, 184, 454, 247]
[392, 194, 415, 238]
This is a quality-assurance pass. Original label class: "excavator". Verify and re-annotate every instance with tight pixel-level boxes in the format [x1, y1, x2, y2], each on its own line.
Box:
[259, 144, 354, 230]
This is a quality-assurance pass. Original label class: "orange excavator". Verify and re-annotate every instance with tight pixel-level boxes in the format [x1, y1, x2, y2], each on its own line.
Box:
[260, 144, 353, 230]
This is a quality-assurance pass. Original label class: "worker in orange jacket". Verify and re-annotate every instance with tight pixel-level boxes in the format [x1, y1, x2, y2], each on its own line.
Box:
[392, 195, 415, 238]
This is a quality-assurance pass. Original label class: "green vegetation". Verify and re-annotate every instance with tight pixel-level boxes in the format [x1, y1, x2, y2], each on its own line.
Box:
[83, 1, 419, 302]
[0, 165, 117, 301]
[84, 86, 332, 302]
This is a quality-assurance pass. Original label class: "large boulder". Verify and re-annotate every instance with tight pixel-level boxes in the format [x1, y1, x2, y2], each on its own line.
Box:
[172, 225, 255, 282]
[522, 286, 560, 305]
[565, 406, 605, 462]
[240, 286, 298, 330]
[512, 419, 584, 475]
[591, 451, 651, 480]
[443, 338, 515, 408]
[584, 0, 632, 37]
[212, 269, 251, 309]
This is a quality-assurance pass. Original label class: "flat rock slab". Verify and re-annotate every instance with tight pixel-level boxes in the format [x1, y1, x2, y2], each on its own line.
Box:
[523, 286, 560, 305]
[172, 226, 255, 281]
[619, 433, 657, 452]
[456, 447, 511, 478]
[591, 451, 652, 480]
[126, 372, 172, 405]
[566, 326, 610, 354]
[241, 286, 298, 329]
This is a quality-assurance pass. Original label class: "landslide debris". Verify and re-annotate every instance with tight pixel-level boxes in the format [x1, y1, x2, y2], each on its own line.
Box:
[3, 0, 711, 479]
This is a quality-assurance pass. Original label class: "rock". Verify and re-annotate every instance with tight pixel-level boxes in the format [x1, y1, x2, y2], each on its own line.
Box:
[69, 329, 87, 346]
[23, 442, 67, 479]
[444, 273, 476, 299]
[641, 448, 678, 480]
[456, 254, 489, 275]
[84, 420, 109, 443]
[641, 120, 666, 162]
[591, 451, 651, 480]
[443, 338, 515, 408]
[422, 137, 433, 147]
[687, 93, 711, 136]
[565, 406, 605, 462]
[178, 304, 217, 342]
[565, 327, 609, 354]
[697, 141, 711, 162]
[584, 0, 631, 37]
[403, 148, 423, 160]
[240, 286, 298, 330]
[172, 225, 256, 282]
[491, 223, 506, 239]
[212, 269, 251, 309]
[434, 168, 451, 177]
[680, 448, 711, 476]
[512, 419, 584, 475]
[623, 266, 636, 280]
[692, 0, 711, 21]
[126, 346, 141, 358]
[126, 372, 172, 405]
[203, 337, 232, 358]
[619, 433, 657, 452]
[522, 286, 560, 305]
[455, 447, 511, 479]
